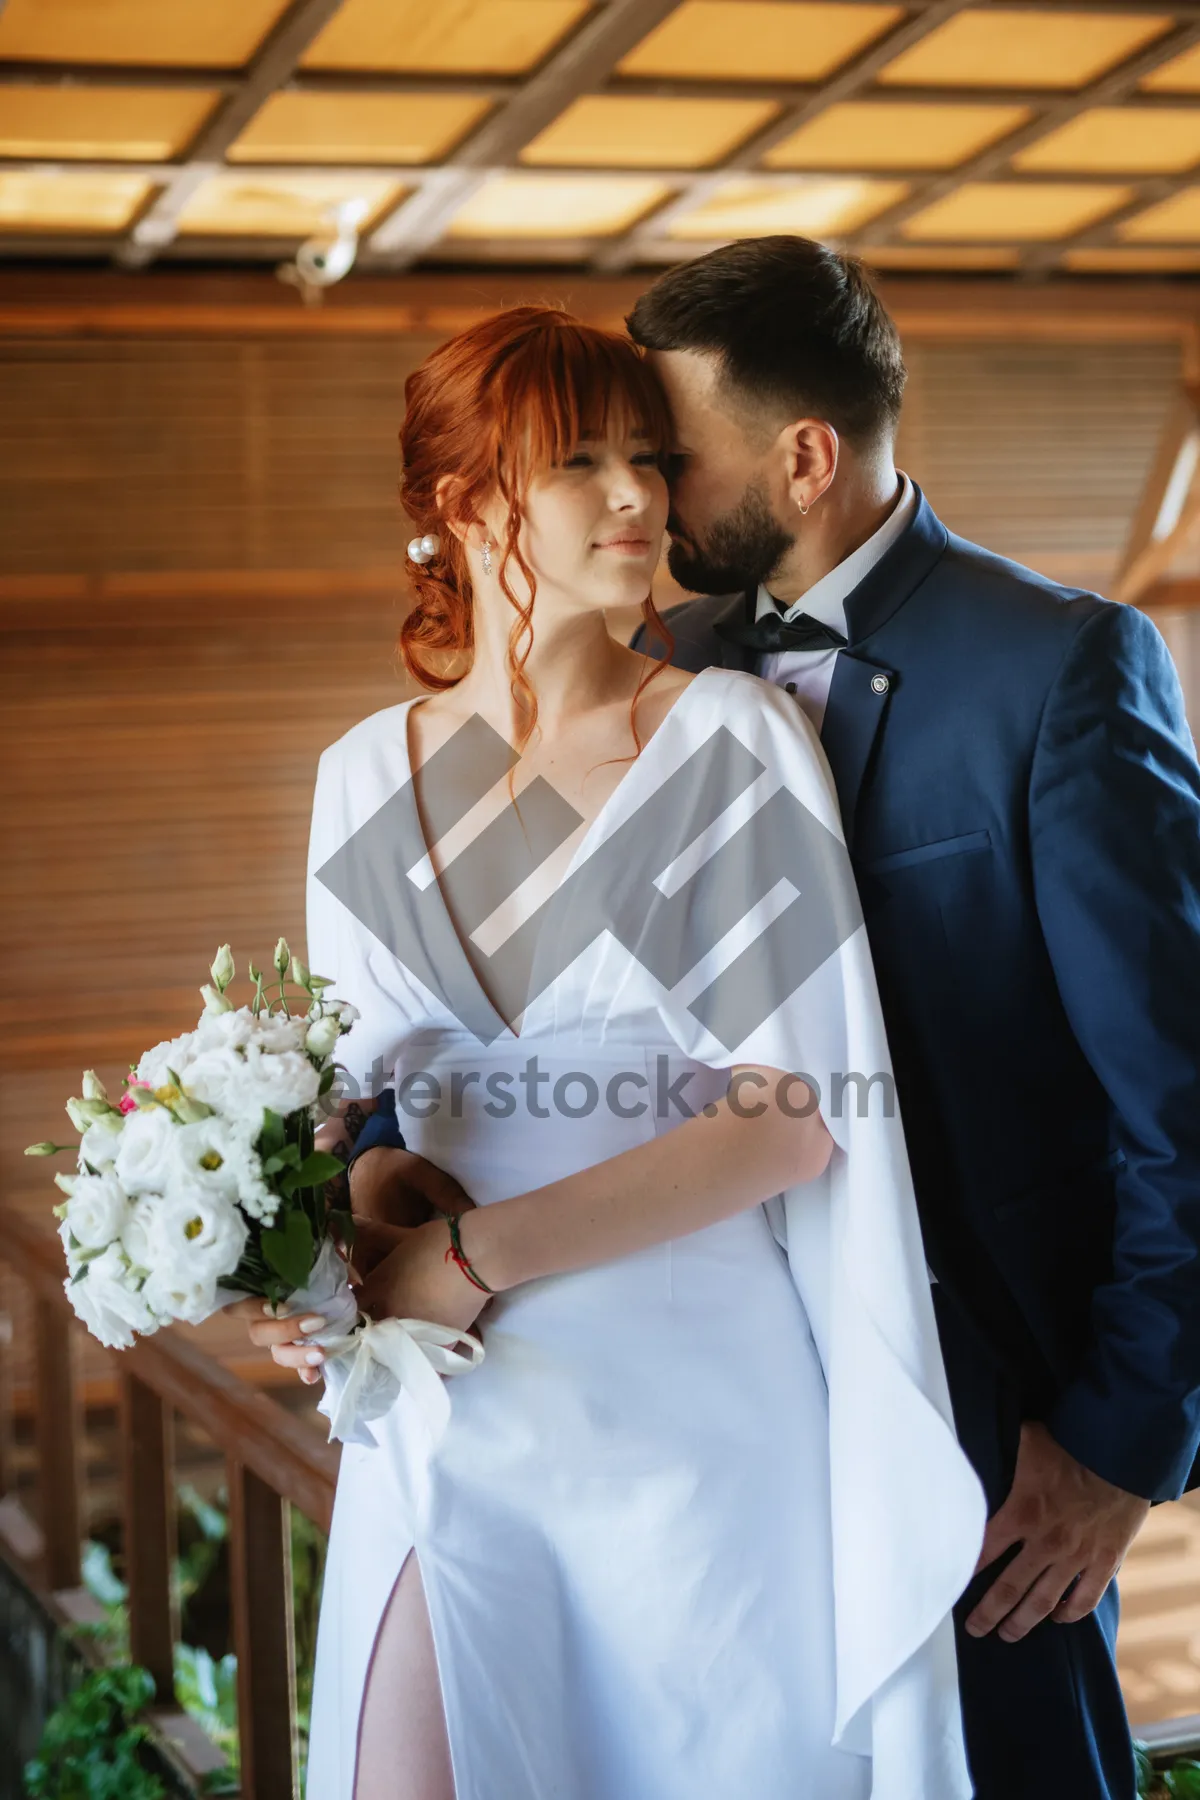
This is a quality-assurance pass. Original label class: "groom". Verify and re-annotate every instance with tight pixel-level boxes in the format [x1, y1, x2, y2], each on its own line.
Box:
[347, 236, 1200, 1795]
[619, 235, 1200, 1797]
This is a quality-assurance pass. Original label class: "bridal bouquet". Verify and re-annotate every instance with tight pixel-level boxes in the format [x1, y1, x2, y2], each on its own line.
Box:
[24, 941, 483, 1446]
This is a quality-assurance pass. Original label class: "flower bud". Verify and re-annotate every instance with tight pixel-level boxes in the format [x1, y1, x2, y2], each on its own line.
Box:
[25, 1141, 62, 1156]
[292, 957, 311, 990]
[200, 983, 233, 1016]
[305, 1014, 341, 1059]
[81, 1070, 109, 1103]
[67, 1096, 113, 1131]
[274, 937, 290, 976]
[53, 1174, 78, 1197]
[173, 1096, 215, 1124]
[210, 943, 235, 992]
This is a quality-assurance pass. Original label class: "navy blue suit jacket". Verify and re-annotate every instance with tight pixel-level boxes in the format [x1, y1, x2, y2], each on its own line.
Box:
[630, 487, 1200, 1504]
[353, 486, 1200, 1504]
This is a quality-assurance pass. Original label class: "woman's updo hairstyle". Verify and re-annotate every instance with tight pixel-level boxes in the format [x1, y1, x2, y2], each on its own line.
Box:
[399, 304, 675, 752]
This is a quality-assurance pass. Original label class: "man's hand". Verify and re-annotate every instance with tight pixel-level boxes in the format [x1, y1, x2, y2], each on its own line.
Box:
[965, 1420, 1150, 1641]
[349, 1145, 474, 1229]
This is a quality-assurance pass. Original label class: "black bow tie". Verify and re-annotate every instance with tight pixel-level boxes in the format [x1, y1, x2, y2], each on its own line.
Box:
[714, 607, 848, 655]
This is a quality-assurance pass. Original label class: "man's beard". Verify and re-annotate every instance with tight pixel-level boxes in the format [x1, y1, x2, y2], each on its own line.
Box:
[666, 480, 795, 596]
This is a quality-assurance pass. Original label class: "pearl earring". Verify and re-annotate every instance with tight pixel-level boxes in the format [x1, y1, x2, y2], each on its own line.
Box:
[481, 539, 493, 576]
[407, 532, 440, 565]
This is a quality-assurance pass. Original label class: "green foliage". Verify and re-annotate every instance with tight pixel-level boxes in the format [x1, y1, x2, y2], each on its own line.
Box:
[172, 1645, 238, 1768]
[24, 1664, 166, 1800]
[1136, 1743, 1200, 1798]
[261, 1207, 315, 1289]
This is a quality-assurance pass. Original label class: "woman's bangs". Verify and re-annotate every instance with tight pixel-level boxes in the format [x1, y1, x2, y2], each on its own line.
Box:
[501, 325, 673, 484]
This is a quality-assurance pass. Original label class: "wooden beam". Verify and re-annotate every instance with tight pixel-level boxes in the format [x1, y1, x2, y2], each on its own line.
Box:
[1140, 576, 1200, 610]
[1116, 386, 1200, 592]
[32, 1296, 82, 1591]
[120, 1374, 178, 1703]
[594, 0, 976, 273]
[857, 16, 1200, 250]
[1116, 425, 1200, 606]
[367, 0, 688, 264]
[227, 1461, 296, 1800]
[115, 0, 351, 271]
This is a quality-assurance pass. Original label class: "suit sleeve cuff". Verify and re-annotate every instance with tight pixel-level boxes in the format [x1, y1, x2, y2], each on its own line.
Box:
[345, 1087, 407, 1171]
[1047, 1382, 1199, 1503]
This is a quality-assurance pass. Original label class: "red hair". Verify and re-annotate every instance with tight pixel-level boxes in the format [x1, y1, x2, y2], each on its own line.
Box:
[398, 304, 676, 759]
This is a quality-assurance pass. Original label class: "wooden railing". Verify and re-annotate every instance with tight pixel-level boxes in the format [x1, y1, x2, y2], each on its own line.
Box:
[0, 1208, 339, 1799]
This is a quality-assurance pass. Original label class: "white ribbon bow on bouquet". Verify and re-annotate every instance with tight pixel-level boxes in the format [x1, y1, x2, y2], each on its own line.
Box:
[279, 1238, 486, 1448]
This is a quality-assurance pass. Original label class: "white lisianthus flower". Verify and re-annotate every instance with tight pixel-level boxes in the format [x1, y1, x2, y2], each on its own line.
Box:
[145, 1184, 247, 1291]
[251, 1012, 311, 1055]
[119, 1196, 159, 1275]
[334, 1001, 360, 1027]
[170, 1116, 242, 1200]
[114, 1105, 179, 1197]
[136, 1030, 199, 1090]
[64, 1172, 133, 1250]
[78, 1113, 125, 1173]
[188, 1044, 320, 1134]
[194, 1006, 256, 1054]
[66, 1243, 156, 1349]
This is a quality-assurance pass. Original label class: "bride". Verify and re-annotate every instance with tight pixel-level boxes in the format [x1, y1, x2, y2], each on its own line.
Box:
[241, 304, 985, 1800]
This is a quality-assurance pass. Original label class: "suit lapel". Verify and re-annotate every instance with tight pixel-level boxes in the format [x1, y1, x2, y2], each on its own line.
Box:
[710, 587, 760, 673]
[821, 651, 894, 847]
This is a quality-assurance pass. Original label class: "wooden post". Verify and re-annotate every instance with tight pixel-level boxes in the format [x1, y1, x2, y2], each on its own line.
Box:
[227, 1457, 296, 1800]
[33, 1296, 81, 1591]
[0, 1268, 14, 1499]
[120, 1373, 177, 1699]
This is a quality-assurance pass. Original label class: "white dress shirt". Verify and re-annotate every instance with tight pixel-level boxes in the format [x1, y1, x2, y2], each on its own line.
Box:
[755, 472, 917, 736]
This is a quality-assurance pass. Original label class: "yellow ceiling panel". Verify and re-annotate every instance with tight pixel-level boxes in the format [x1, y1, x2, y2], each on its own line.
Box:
[1065, 246, 1200, 270]
[903, 180, 1133, 239]
[229, 93, 491, 164]
[1119, 186, 1200, 240]
[0, 0, 290, 68]
[0, 170, 150, 231]
[763, 102, 1031, 171]
[667, 175, 909, 240]
[878, 10, 1173, 90]
[0, 86, 218, 160]
[303, 0, 588, 74]
[1142, 44, 1200, 93]
[864, 245, 1022, 270]
[175, 172, 404, 236]
[1014, 107, 1200, 174]
[446, 172, 671, 236]
[618, 2, 902, 83]
[521, 96, 779, 169]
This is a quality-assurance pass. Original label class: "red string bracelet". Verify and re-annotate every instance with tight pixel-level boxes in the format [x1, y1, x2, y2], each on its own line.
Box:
[435, 1209, 495, 1295]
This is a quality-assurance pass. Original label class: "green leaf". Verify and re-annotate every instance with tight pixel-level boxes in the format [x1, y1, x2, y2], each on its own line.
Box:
[328, 1208, 356, 1248]
[318, 1064, 337, 1095]
[294, 1150, 346, 1188]
[260, 1208, 315, 1291]
[1166, 1763, 1200, 1799]
[257, 1107, 287, 1158]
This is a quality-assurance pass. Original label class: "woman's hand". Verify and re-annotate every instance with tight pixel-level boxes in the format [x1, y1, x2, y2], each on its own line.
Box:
[354, 1216, 490, 1337]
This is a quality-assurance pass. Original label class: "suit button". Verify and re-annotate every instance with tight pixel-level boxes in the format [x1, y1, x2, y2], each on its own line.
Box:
[785, 681, 797, 694]
[871, 674, 890, 695]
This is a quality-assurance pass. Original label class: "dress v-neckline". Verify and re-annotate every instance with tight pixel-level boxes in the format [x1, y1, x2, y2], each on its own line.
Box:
[400, 666, 718, 1041]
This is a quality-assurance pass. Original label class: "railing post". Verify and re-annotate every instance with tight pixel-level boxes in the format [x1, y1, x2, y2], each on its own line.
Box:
[33, 1295, 81, 1591]
[0, 1267, 14, 1499]
[227, 1456, 297, 1800]
[120, 1372, 177, 1700]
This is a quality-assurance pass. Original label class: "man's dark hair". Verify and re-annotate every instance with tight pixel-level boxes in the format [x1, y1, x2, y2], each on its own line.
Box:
[626, 235, 907, 447]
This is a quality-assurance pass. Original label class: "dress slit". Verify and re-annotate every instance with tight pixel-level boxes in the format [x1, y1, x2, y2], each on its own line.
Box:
[352, 1550, 457, 1800]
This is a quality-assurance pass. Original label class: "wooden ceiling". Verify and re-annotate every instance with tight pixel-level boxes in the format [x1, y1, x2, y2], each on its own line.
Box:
[7, 1, 1200, 276]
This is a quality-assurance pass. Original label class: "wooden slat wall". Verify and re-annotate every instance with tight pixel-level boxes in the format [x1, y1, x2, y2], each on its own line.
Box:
[2, 319, 1199, 1731]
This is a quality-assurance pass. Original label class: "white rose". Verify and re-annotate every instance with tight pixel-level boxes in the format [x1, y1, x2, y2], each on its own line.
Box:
[114, 1105, 179, 1197]
[78, 1114, 125, 1173]
[136, 1029, 199, 1089]
[66, 1244, 156, 1348]
[64, 1172, 132, 1250]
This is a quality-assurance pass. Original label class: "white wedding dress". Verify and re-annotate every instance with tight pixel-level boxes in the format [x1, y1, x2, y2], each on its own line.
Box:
[303, 666, 986, 1800]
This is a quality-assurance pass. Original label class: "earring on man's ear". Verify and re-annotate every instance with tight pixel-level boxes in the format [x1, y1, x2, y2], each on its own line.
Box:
[481, 538, 494, 576]
[797, 498, 810, 518]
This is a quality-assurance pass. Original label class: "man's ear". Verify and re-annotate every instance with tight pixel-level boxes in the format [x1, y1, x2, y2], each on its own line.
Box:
[778, 419, 839, 515]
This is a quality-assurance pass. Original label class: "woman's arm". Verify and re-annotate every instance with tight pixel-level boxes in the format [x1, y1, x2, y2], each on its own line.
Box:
[464, 1065, 829, 1291]
[333, 1065, 832, 1345]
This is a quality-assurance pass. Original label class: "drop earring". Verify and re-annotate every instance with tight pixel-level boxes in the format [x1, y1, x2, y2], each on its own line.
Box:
[481, 538, 494, 576]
